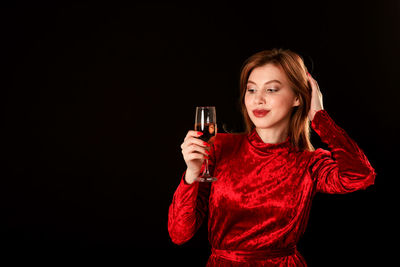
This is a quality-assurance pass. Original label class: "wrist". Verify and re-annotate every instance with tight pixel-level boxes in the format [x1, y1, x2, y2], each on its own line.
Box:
[185, 169, 199, 185]
[310, 108, 323, 121]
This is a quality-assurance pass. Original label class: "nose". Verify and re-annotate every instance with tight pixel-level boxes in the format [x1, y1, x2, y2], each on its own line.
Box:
[254, 90, 266, 105]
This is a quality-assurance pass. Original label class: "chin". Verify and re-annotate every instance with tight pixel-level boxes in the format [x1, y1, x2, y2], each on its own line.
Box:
[251, 117, 287, 130]
[251, 121, 273, 129]
[254, 124, 273, 130]
[249, 116, 269, 126]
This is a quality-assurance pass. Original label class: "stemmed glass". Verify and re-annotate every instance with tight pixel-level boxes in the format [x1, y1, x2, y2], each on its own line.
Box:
[195, 106, 217, 182]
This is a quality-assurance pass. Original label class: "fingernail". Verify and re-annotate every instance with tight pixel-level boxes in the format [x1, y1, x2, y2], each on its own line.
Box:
[203, 141, 210, 146]
[197, 132, 203, 136]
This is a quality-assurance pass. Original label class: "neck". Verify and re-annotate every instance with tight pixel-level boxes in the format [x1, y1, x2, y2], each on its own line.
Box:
[255, 127, 289, 144]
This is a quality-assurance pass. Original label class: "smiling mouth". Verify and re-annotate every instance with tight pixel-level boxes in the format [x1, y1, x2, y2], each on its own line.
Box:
[253, 110, 270, 117]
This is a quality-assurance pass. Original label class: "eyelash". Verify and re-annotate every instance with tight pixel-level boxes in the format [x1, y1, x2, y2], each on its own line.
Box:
[247, 88, 278, 93]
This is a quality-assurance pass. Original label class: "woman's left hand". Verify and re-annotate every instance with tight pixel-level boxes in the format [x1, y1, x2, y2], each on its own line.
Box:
[307, 72, 324, 121]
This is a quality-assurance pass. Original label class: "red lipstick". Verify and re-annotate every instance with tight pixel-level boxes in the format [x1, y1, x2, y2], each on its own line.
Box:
[253, 109, 270, 117]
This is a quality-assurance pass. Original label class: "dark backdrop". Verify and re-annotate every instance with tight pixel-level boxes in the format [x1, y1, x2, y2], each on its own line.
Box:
[2, 2, 398, 266]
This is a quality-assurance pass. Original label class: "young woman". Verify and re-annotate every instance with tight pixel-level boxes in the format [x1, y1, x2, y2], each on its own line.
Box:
[168, 49, 376, 266]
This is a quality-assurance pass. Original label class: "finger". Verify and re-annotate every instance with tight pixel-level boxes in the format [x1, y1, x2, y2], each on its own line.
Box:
[183, 144, 210, 157]
[306, 73, 314, 89]
[183, 151, 208, 162]
[307, 72, 315, 83]
[190, 136, 210, 148]
[184, 130, 203, 141]
[307, 73, 320, 91]
[182, 130, 202, 149]
[186, 144, 210, 157]
[186, 152, 207, 161]
[182, 136, 210, 150]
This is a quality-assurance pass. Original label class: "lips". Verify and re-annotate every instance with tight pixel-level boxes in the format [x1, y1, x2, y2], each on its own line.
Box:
[252, 109, 270, 117]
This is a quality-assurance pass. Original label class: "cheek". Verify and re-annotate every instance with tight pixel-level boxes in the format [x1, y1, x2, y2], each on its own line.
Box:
[244, 94, 251, 109]
[271, 96, 292, 109]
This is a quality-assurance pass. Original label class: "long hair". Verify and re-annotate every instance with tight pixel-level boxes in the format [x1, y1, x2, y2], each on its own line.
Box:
[239, 48, 315, 152]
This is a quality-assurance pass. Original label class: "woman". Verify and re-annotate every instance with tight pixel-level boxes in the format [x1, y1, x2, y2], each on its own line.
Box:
[168, 49, 376, 266]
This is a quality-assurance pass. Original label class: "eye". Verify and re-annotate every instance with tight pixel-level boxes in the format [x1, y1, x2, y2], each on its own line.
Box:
[247, 88, 256, 93]
[266, 88, 278, 93]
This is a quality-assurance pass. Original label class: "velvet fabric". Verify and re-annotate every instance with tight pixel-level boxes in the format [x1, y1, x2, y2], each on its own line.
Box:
[168, 110, 376, 266]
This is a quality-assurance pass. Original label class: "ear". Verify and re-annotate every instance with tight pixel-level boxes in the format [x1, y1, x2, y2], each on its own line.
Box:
[293, 96, 300, 107]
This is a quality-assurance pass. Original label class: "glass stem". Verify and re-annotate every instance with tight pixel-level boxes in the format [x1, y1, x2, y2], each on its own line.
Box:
[203, 158, 210, 176]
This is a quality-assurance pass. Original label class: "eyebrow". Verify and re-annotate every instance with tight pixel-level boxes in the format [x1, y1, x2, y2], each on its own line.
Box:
[247, 79, 282, 85]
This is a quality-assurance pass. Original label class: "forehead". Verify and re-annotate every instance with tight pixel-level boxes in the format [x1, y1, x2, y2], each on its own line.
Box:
[248, 64, 288, 84]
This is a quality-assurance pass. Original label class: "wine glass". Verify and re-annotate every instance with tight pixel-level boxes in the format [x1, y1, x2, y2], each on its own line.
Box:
[194, 106, 217, 182]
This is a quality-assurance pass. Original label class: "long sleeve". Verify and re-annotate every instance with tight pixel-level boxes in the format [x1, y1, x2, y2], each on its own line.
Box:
[167, 171, 210, 245]
[168, 138, 218, 245]
[310, 109, 376, 194]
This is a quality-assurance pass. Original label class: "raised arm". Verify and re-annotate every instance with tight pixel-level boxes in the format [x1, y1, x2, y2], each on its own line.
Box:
[310, 109, 376, 194]
[168, 131, 217, 244]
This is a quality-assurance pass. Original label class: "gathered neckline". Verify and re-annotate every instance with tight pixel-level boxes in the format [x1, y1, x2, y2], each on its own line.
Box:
[246, 128, 292, 153]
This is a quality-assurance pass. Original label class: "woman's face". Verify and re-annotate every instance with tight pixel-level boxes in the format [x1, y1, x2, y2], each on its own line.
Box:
[244, 63, 300, 131]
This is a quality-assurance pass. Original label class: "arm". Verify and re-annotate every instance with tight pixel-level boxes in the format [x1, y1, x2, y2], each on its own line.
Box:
[310, 109, 376, 194]
[168, 137, 218, 245]
[168, 171, 211, 245]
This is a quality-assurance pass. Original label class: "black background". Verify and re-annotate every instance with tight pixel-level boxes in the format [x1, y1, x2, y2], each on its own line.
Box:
[2, 2, 398, 266]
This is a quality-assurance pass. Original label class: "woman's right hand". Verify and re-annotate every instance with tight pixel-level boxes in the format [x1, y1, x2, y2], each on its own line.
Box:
[180, 131, 211, 184]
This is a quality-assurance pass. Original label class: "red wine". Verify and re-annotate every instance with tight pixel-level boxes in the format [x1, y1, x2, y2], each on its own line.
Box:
[195, 122, 216, 142]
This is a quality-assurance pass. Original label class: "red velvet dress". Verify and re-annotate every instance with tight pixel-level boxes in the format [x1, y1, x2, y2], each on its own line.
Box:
[168, 110, 376, 266]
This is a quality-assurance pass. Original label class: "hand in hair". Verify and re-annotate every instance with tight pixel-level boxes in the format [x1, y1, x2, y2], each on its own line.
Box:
[307, 72, 324, 121]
